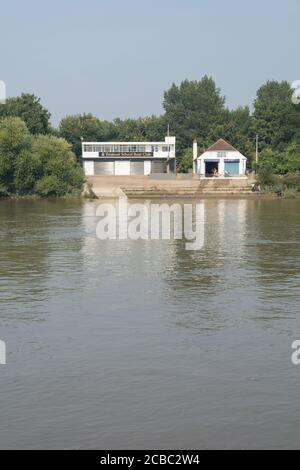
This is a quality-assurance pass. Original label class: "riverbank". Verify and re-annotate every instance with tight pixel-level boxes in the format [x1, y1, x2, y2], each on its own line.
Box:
[1, 175, 298, 201]
[86, 175, 255, 199]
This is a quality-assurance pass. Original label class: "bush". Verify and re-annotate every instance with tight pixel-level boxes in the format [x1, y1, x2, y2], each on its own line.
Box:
[178, 148, 193, 173]
[30, 134, 83, 196]
[281, 174, 300, 190]
[0, 117, 31, 191]
[257, 164, 276, 186]
[0, 117, 31, 154]
[35, 175, 65, 197]
[44, 157, 83, 192]
[0, 182, 8, 197]
[282, 188, 297, 199]
[14, 150, 42, 194]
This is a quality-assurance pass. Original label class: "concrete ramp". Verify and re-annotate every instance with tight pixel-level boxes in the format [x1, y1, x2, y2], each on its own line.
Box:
[86, 175, 253, 198]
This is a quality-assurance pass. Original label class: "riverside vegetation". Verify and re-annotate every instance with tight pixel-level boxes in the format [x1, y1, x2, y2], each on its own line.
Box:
[0, 116, 83, 198]
[0, 77, 299, 197]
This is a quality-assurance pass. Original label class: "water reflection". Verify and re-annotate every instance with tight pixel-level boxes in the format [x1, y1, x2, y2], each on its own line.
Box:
[0, 197, 299, 334]
[0, 200, 84, 321]
[0, 198, 300, 449]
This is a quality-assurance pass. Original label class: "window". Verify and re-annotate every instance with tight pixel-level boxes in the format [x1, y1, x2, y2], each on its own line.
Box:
[162, 146, 170, 152]
[217, 152, 227, 159]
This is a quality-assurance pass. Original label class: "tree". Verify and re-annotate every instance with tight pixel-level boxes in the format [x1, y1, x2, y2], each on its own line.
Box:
[280, 139, 300, 173]
[253, 81, 300, 151]
[31, 135, 83, 196]
[0, 117, 31, 191]
[14, 150, 42, 194]
[178, 148, 193, 173]
[163, 76, 226, 159]
[113, 115, 167, 142]
[59, 113, 114, 160]
[0, 93, 51, 134]
[31, 134, 75, 163]
[0, 118, 83, 197]
[207, 107, 255, 166]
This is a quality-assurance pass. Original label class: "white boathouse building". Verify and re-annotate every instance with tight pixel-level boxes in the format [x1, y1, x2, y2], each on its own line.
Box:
[193, 138, 247, 177]
[82, 136, 176, 176]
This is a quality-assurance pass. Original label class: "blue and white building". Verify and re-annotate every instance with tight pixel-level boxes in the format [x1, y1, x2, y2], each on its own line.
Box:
[193, 138, 247, 177]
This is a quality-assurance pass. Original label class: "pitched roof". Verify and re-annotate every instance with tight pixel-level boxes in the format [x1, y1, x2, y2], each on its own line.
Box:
[206, 138, 237, 152]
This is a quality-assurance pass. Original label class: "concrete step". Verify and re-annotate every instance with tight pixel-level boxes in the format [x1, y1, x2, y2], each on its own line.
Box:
[122, 186, 253, 198]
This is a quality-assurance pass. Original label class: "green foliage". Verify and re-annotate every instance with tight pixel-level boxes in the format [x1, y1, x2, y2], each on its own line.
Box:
[0, 117, 83, 197]
[0, 116, 31, 153]
[281, 139, 300, 173]
[207, 107, 255, 166]
[281, 188, 297, 199]
[257, 148, 277, 186]
[0, 93, 51, 134]
[35, 175, 65, 197]
[0, 117, 31, 190]
[59, 113, 114, 159]
[31, 134, 75, 163]
[163, 76, 226, 158]
[0, 182, 8, 197]
[31, 135, 83, 196]
[253, 81, 300, 151]
[178, 148, 193, 173]
[14, 150, 42, 194]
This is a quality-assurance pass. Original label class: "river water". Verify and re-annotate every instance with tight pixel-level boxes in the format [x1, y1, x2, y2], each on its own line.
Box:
[0, 197, 299, 449]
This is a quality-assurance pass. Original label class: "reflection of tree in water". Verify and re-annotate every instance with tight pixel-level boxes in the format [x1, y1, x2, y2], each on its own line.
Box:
[251, 199, 300, 282]
[247, 199, 300, 328]
[163, 240, 228, 333]
[161, 199, 249, 333]
[0, 200, 84, 321]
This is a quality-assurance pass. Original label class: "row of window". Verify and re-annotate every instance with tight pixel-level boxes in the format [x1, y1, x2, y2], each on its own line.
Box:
[83, 144, 172, 153]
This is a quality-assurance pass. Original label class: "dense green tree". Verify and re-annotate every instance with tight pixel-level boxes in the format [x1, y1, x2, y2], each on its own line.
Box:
[59, 113, 114, 159]
[280, 139, 300, 173]
[113, 115, 167, 141]
[14, 150, 42, 194]
[0, 93, 51, 134]
[163, 76, 226, 159]
[0, 116, 31, 153]
[0, 117, 83, 197]
[31, 134, 75, 163]
[257, 139, 300, 185]
[35, 175, 65, 197]
[178, 148, 193, 173]
[0, 117, 31, 191]
[253, 81, 300, 151]
[31, 135, 83, 196]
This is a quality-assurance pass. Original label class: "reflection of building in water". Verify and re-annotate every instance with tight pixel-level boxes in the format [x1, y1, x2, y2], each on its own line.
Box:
[82, 199, 252, 332]
[82, 198, 248, 269]
[162, 198, 250, 332]
[81, 200, 181, 282]
[216, 198, 247, 259]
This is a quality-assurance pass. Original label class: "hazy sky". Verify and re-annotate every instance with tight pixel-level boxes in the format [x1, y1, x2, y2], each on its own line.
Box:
[1, 0, 299, 126]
